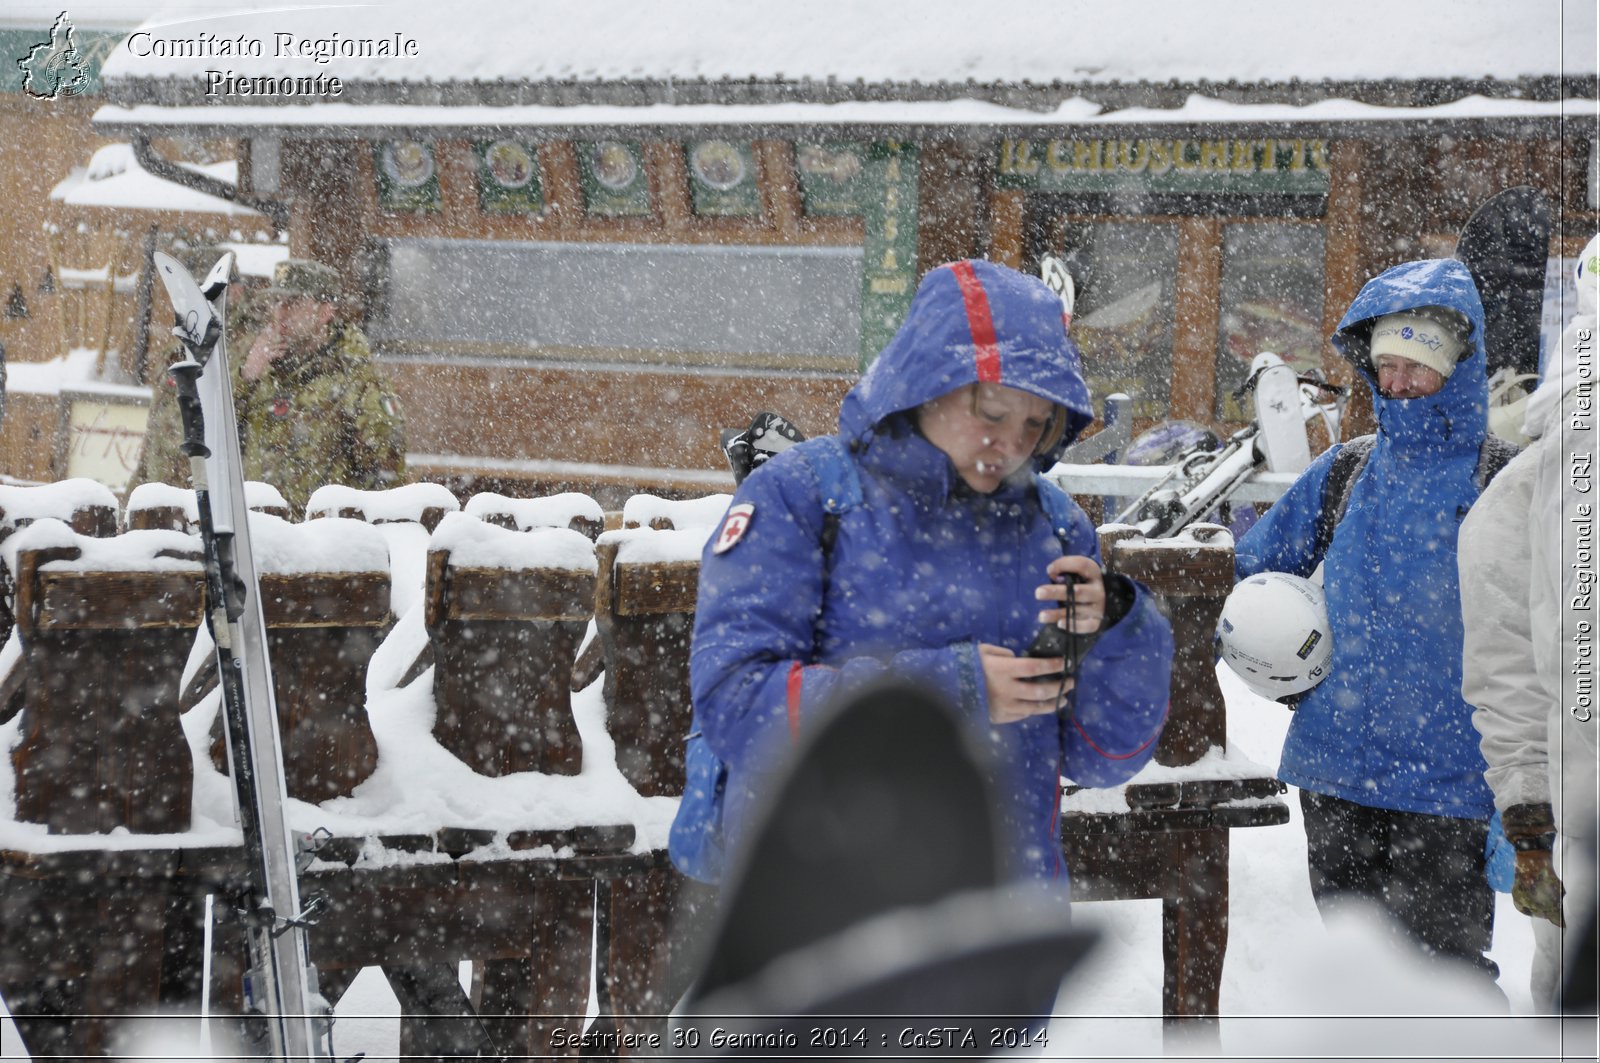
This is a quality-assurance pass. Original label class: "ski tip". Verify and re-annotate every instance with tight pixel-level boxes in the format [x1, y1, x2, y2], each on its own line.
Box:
[1040, 255, 1076, 318]
[201, 251, 237, 300]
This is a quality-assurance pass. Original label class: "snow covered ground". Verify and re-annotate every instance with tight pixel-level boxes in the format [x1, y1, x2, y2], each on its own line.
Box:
[0, 660, 1572, 1061]
[1049, 666, 1557, 1061]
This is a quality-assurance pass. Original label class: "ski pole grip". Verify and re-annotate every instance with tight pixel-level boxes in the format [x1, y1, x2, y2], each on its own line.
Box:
[169, 359, 211, 461]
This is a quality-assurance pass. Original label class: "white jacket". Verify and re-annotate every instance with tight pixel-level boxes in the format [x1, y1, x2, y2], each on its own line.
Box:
[1460, 244, 1599, 1009]
[1460, 254, 1598, 817]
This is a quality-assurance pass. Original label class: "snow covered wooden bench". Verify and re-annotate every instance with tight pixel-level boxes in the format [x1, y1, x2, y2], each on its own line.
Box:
[0, 486, 671, 1061]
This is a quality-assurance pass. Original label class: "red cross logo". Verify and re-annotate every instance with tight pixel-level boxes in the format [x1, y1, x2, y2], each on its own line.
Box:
[713, 503, 755, 555]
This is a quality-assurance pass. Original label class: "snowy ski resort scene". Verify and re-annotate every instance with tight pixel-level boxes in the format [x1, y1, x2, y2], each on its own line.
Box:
[0, 1, 1595, 1060]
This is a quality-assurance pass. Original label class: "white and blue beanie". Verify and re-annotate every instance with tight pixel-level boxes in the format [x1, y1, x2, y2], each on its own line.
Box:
[1368, 307, 1469, 379]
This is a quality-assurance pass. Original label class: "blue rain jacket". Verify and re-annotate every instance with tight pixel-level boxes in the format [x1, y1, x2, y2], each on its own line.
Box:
[1236, 258, 1494, 819]
[688, 260, 1173, 881]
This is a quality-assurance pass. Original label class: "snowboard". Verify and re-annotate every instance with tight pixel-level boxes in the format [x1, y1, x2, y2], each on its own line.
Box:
[1455, 185, 1553, 378]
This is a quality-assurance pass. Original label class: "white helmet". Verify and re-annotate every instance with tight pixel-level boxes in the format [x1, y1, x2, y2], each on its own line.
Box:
[1218, 572, 1333, 700]
[1576, 232, 1599, 318]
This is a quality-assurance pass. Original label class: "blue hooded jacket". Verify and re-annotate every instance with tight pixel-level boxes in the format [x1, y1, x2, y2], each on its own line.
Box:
[1236, 258, 1494, 819]
[685, 260, 1173, 882]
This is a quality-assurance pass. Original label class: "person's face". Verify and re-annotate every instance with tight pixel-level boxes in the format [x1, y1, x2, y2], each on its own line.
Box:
[917, 383, 1054, 494]
[1375, 354, 1447, 399]
[269, 294, 335, 347]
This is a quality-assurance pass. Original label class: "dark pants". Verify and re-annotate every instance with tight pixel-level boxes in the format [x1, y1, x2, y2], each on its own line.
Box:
[1300, 789, 1499, 983]
[666, 874, 722, 1006]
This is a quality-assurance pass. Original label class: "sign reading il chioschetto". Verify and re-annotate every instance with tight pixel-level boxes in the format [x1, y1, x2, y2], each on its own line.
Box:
[996, 137, 1331, 195]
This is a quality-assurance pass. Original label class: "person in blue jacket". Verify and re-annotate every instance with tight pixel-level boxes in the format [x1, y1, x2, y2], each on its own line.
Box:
[1235, 258, 1500, 981]
[680, 259, 1173, 884]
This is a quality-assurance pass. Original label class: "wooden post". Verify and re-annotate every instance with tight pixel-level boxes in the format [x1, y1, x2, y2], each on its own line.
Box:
[1100, 524, 1235, 767]
[1067, 524, 1249, 1048]
[988, 187, 1027, 269]
[424, 540, 594, 777]
[11, 535, 202, 833]
[593, 540, 697, 797]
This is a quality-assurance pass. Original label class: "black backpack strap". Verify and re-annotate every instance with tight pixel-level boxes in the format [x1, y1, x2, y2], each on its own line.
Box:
[1313, 434, 1376, 560]
[798, 435, 862, 566]
[1312, 432, 1518, 559]
[1475, 434, 1521, 490]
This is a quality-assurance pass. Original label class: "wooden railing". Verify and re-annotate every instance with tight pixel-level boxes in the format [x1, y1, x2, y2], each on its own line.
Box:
[0, 481, 1284, 1058]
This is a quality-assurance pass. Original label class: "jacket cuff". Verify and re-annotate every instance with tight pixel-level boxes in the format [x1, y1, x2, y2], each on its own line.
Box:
[1102, 573, 1137, 629]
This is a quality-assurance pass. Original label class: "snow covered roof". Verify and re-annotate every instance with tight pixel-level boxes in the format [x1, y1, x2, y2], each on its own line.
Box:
[93, 93, 1593, 140]
[98, 1, 1592, 86]
[215, 239, 287, 279]
[90, 0, 1593, 133]
[5, 347, 147, 399]
[49, 142, 259, 216]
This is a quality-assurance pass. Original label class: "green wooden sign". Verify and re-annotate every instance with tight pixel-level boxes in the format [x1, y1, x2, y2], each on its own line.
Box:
[796, 142, 869, 216]
[996, 137, 1332, 196]
[476, 140, 544, 214]
[374, 140, 441, 213]
[858, 141, 920, 368]
[579, 140, 650, 216]
[686, 140, 760, 217]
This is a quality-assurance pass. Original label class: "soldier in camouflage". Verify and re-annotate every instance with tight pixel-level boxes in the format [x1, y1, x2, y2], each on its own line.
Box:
[140, 258, 406, 513]
[235, 259, 407, 513]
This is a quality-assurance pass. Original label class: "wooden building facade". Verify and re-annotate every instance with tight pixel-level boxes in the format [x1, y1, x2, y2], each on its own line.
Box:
[71, 10, 1600, 505]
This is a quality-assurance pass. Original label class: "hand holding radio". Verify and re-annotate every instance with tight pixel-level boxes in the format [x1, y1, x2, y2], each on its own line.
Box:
[981, 556, 1113, 723]
[1023, 556, 1106, 685]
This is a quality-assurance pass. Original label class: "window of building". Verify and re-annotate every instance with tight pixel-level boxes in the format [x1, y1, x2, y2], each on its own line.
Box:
[366, 238, 864, 372]
[1054, 220, 1180, 421]
[1213, 222, 1326, 420]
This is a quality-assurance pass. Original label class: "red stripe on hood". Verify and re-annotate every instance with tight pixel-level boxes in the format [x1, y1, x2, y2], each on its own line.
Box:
[949, 261, 1002, 383]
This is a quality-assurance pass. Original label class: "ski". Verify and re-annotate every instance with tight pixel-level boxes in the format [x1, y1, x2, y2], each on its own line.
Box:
[151, 251, 332, 1061]
[1106, 353, 1345, 538]
[1040, 253, 1077, 333]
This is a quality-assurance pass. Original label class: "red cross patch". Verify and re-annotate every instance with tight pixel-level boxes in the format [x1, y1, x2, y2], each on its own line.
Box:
[712, 503, 755, 555]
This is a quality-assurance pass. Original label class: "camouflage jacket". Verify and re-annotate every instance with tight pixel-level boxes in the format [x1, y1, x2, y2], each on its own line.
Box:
[235, 325, 407, 513]
[138, 324, 407, 514]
